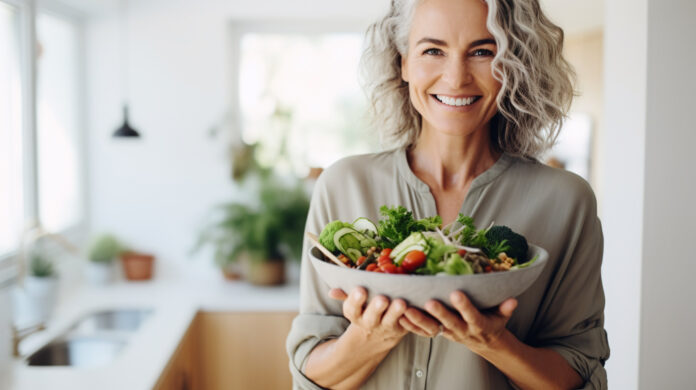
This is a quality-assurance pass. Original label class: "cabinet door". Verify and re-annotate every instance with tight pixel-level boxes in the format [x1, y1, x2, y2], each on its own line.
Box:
[154, 316, 200, 390]
[198, 312, 297, 390]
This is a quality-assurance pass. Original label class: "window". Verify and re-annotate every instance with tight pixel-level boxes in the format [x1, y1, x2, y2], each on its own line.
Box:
[0, 1, 85, 264]
[36, 12, 83, 232]
[0, 2, 24, 256]
[237, 26, 378, 177]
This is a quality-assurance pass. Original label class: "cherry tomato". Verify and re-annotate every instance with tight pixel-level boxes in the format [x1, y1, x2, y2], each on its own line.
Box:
[380, 248, 393, 257]
[381, 263, 398, 274]
[402, 250, 426, 272]
[457, 249, 467, 256]
[356, 256, 367, 266]
[484, 265, 492, 273]
[366, 263, 378, 272]
[377, 255, 392, 265]
[396, 266, 405, 274]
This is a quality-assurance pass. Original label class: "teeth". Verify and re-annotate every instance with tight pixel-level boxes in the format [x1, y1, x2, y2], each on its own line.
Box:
[435, 95, 477, 107]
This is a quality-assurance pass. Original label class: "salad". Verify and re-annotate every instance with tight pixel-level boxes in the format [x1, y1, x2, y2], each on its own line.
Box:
[317, 205, 536, 275]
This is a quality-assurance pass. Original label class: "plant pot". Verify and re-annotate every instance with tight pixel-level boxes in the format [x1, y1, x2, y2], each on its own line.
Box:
[10, 276, 58, 327]
[244, 259, 286, 286]
[85, 261, 115, 285]
[120, 252, 155, 281]
[221, 262, 243, 281]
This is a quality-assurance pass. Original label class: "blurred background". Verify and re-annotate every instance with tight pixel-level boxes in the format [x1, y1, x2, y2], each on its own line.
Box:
[0, 0, 693, 389]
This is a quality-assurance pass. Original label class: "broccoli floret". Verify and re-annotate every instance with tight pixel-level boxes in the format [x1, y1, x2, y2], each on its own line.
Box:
[485, 225, 528, 263]
[319, 220, 350, 252]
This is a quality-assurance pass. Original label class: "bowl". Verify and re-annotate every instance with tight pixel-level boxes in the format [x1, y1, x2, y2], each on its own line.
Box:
[309, 244, 549, 310]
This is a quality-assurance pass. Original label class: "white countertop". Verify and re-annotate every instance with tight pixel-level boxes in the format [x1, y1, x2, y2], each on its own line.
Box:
[7, 273, 300, 390]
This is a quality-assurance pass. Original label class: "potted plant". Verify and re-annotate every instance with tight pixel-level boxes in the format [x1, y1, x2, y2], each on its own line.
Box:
[195, 173, 309, 285]
[23, 251, 58, 323]
[86, 234, 122, 285]
[120, 249, 155, 281]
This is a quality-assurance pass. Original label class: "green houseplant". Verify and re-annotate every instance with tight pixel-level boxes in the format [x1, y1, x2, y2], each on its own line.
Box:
[85, 234, 123, 285]
[24, 248, 58, 321]
[195, 172, 309, 285]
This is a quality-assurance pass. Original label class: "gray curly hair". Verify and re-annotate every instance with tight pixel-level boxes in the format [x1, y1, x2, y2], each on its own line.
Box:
[359, 0, 575, 159]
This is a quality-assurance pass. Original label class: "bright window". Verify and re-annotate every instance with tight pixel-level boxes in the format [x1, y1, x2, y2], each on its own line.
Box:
[36, 12, 83, 232]
[239, 32, 378, 176]
[0, 2, 24, 256]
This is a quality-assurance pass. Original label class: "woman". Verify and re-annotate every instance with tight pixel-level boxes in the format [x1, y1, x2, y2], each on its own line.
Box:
[286, 0, 609, 389]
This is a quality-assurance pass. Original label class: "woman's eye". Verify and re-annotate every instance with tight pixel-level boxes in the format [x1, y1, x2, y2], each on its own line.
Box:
[423, 48, 443, 56]
[471, 48, 494, 57]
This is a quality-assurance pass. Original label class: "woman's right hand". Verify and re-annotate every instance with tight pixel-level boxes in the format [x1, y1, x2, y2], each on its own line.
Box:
[329, 287, 408, 346]
[303, 287, 408, 389]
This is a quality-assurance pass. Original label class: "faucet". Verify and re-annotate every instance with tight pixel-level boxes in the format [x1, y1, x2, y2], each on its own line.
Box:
[10, 222, 79, 357]
[12, 322, 45, 357]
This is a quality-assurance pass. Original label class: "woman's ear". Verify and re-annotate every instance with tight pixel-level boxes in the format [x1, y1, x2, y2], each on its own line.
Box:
[401, 55, 409, 83]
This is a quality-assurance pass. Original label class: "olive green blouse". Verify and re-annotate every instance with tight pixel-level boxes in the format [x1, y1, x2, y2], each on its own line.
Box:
[286, 147, 610, 389]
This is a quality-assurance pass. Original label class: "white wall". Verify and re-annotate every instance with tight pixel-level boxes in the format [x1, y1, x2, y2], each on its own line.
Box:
[603, 0, 696, 388]
[640, 0, 696, 387]
[601, 0, 646, 387]
[84, 0, 389, 276]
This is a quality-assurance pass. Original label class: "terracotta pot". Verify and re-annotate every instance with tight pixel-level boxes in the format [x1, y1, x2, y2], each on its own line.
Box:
[120, 252, 155, 281]
[244, 259, 286, 286]
[221, 263, 243, 281]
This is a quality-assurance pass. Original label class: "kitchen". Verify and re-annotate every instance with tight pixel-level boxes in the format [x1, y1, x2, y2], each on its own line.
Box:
[1, 0, 694, 389]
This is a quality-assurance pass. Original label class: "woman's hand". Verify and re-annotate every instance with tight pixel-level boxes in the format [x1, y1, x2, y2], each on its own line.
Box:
[303, 288, 409, 389]
[400, 291, 517, 353]
[329, 287, 408, 346]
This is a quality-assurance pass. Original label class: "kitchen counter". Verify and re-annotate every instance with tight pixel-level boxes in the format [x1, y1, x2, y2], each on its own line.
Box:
[7, 272, 300, 390]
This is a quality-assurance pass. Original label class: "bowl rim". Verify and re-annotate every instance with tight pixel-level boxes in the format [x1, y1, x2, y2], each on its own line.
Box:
[309, 243, 548, 279]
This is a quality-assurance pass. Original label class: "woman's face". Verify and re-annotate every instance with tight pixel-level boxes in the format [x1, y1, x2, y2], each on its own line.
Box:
[401, 0, 501, 139]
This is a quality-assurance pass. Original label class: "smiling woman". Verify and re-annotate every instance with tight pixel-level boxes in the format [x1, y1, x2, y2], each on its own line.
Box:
[361, 0, 574, 157]
[287, 0, 608, 389]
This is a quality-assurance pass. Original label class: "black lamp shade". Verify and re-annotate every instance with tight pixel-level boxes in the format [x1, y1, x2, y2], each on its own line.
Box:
[113, 105, 141, 138]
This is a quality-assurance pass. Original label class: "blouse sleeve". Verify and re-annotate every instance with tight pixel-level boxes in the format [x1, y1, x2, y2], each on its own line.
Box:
[285, 172, 351, 390]
[527, 182, 610, 389]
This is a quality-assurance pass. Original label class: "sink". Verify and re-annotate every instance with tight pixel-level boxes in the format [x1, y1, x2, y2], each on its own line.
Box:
[71, 309, 153, 333]
[25, 308, 152, 367]
[26, 337, 126, 367]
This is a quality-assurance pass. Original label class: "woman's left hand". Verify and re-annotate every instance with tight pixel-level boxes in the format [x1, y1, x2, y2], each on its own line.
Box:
[400, 291, 517, 353]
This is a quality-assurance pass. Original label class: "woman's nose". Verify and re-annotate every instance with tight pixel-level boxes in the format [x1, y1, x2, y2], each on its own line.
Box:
[442, 58, 473, 88]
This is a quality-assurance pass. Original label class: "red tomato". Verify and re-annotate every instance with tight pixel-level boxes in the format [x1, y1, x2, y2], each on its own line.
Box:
[484, 266, 492, 273]
[396, 266, 405, 274]
[380, 248, 393, 257]
[402, 250, 426, 272]
[457, 249, 467, 256]
[377, 255, 392, 265]
[356, 256, 367, 266]
[366, 263, 378, 272]
[381, 263, 398, 274]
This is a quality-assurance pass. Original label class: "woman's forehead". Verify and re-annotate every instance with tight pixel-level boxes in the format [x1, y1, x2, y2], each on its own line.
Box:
[408, 0, 492, 45]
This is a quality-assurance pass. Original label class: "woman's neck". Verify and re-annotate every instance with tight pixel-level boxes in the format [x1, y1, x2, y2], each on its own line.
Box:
[407, 125, 499, 192]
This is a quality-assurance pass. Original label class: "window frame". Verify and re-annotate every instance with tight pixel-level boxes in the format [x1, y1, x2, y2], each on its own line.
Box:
[0, 0, 87, 282]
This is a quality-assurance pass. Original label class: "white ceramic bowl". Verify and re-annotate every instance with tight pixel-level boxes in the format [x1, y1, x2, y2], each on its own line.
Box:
[309, 244, 549, 309]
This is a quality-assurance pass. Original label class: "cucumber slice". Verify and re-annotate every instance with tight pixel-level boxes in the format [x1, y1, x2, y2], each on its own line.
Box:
[333, 227, 358, 253]
[346, 248, 362, 262]
[352, 217, 378, 235]
[392, 244, 426, 264]
[391, 232, 427, 260]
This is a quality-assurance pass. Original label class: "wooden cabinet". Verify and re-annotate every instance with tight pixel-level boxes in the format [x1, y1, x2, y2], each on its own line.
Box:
[154, 315, 201, 390]
[155, 311, 297, 390]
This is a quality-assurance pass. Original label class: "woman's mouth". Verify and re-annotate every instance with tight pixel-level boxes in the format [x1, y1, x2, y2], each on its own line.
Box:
[433, 94, 482, 107]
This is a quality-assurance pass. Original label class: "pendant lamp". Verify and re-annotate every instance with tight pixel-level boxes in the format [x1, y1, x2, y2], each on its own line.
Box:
[113, 0, 140, 138]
